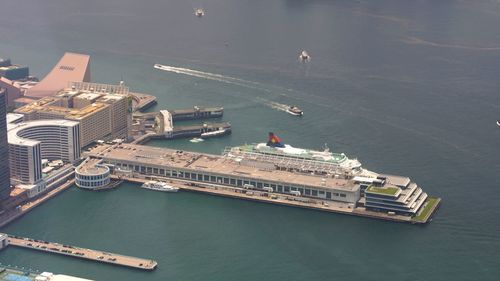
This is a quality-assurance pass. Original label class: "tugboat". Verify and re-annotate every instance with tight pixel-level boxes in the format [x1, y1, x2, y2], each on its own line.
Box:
[195, 8, 205, 17]
[286, 106, 304, 116]
[299, 50, 310, 62]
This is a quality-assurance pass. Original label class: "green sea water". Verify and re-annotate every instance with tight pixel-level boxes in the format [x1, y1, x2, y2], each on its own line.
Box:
[1, 0, 500, 280]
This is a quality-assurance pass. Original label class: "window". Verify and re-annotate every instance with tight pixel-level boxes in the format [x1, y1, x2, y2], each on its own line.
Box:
[211, 176, 216, 182]
[204, 175, 210, 181]
[312, 190, 318, 196]
[223, 178, 229, 184]
[340, 194, 346, 198]
[191, 173, 197, 180]
[284, 186, 290, 192]
[326, 192, 331, 199]
[230, 179, 236, 185]
[305, 189, 311, 195]
[237, 180, 242, 186]
[198, 174, 203, 181]
[257, 182, 263, 188]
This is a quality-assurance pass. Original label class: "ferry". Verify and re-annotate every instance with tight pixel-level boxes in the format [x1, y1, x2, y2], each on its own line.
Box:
[286, 106, 303, 116]
[141, 181, 179, 192]
[200, 128, 230, 139]
[195, 8, 205, 17]
[299, 50, 310, 62]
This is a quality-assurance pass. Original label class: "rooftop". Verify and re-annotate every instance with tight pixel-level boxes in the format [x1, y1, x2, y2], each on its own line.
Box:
[365, 186, 401, 197]
[87, 144, 360, 192]
[8, 119, 79, 146]
[76, 158, 109, 175]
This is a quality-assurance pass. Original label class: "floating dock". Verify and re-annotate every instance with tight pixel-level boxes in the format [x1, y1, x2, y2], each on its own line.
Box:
[6, 235, 157, 271]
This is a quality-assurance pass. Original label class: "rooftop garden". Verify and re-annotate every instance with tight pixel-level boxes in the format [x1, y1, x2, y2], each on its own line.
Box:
[365, 186, 400, 196]
[412, 197, 440, 223]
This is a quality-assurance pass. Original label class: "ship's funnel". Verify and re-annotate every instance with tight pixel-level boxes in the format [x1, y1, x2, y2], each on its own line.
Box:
[267, 132, 285, 147]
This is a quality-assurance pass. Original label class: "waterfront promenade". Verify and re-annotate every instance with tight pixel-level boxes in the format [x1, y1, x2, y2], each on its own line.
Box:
[0, 179, 75, 229]
[7, 235, 157, 271]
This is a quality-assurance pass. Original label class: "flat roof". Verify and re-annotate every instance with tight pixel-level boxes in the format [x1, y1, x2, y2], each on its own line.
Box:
[8, 119, 79, 146]
[75, 93, 101, 101]
[88, 144, 359, 192]
[76, 158, 108, 175]
[6, 113, 24, 124]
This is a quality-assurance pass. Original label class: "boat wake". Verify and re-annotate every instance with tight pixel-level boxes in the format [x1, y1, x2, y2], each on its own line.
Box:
[154, 64, 299, 115]
[154, 64, 267, 91]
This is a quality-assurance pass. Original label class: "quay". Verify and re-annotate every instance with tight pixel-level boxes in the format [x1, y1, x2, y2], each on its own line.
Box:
[130, 92, 157, 112]
[86, 143, 440, 224]
[5, 235, 157, 271]
[170, 106, 223, 121]
[0, 179, 75, 229]
[114, 175, 427, 223]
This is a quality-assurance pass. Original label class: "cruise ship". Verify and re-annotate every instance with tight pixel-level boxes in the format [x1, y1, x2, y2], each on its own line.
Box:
[87, 133, 440, 223]
[225, 132, 363, 174]
[141, 181, 179, 192]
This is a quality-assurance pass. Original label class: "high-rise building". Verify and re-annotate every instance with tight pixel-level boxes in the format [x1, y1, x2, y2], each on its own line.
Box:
[8, 120, 80, 185]
[0, 89, 12, 200]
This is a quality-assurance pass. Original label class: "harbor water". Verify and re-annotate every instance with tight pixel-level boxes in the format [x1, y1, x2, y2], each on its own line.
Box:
[1, 0, 500, 280]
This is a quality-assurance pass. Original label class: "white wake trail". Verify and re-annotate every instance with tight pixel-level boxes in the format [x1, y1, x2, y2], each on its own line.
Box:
[154, 64, 267, 91]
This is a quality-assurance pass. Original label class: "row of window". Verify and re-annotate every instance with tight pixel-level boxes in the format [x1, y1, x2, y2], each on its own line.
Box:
[76, 172, 109, 181]
[113, 162, 352, 201]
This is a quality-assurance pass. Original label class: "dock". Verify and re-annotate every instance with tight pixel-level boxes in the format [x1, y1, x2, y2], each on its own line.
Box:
[6, 235, 157, 271]
[171, 106, 223, 121]
[112, 175, 437, 224]
[130, 92, 157, 112]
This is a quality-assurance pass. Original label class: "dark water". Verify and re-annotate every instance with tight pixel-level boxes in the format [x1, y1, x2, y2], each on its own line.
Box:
[1, 0, 500, 280]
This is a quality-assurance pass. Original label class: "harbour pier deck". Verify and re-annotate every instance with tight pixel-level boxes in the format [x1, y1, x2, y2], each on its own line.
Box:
[88, 143, 439, 224]
[171, 106, 223, 121]
[7, 235, 157, 271]
[113, 175, 423, 224]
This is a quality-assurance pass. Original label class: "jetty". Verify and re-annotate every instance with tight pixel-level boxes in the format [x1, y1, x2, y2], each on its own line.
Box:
[5, 235, 157, 271]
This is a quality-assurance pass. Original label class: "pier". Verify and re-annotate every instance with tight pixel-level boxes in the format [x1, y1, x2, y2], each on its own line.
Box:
[91, 143, 439, 224]
[6, 235, 157, 271]
[170, 106, 223, 121]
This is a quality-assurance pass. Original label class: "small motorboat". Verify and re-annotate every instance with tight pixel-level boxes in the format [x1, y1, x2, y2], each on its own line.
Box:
[286, 106, 304, 116]
[200, 128, 231, 139]
[299, 50, 310, 62]
[195, 8, 205, 17]
[497, 120, 500, 127]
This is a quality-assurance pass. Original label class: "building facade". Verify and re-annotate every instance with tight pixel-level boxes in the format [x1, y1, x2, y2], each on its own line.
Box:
[0, 90, 12, 200]
[8, 120, 80, 185]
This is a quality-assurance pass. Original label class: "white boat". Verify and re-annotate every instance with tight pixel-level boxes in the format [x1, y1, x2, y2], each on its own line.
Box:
[190, 138, 204, 143]
[497, 120, 500, 127]
[299, 50, 310, 62]
[286, 106, 303, 116]
[195, 8, 205, 17]
[200, 128, 230, 139]
[141, 181, 179, 192]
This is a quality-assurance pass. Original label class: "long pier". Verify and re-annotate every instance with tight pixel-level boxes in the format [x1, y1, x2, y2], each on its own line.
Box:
[114, 175, 439, 224]
[6, 235, 157, 271]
